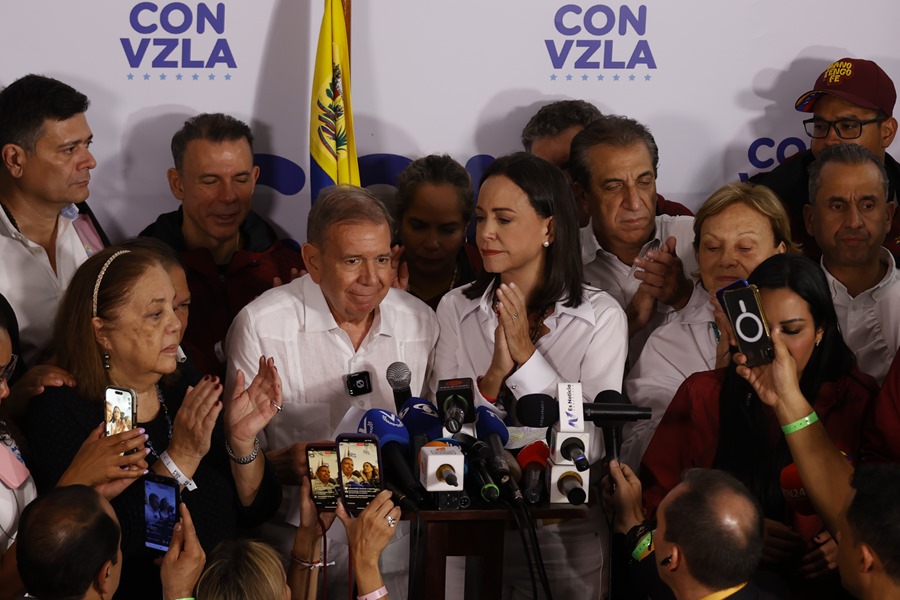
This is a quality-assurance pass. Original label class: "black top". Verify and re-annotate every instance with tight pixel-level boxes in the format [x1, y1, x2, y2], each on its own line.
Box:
[23, 373, 281, 599]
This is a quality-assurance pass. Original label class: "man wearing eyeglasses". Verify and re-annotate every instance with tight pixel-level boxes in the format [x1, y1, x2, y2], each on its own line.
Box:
[751, 57, 899, 261]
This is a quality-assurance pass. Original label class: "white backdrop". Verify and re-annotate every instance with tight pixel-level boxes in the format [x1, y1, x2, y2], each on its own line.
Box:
[1, 0, 897, 243]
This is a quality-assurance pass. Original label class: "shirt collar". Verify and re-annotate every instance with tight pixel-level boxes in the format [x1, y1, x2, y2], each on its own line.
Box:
[821, 247, 897, 299]
[300, 274, 389, 336]
[582, 217, 662, 265]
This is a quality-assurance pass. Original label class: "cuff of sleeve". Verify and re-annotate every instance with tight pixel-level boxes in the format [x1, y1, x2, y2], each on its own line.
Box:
[505, 350, 557, 399]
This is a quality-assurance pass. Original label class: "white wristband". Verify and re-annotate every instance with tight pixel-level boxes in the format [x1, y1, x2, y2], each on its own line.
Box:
[160, 451, 197, 491]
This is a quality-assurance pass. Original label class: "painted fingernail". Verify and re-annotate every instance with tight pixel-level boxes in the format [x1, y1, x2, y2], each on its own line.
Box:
[138, 428, 146, 434]
[143, 434, 149, 441]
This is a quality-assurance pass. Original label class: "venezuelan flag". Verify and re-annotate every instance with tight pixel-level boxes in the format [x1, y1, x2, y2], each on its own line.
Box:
[309, 0, 359, 202]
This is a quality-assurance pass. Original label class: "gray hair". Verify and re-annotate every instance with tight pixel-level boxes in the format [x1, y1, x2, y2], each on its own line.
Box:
[307, 185, 393, 247]
[808, 143, 889, 203]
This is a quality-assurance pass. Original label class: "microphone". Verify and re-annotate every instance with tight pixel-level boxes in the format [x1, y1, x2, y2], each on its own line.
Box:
[592, 390, 631, 463]
[586, 390, 652, 425]
[556, 470, 587, 506]
[560, 436, 590, 472]
[386, 362, 413, 414]
[474, 406, 511, 482]
[516, 394, 559, 427]
[453, 432, 501, 502]
[517, 441, 551, 504]
[383, 481, 419, 513]
[399, 397, 442, 480]
[436, 378, 475, 434]
[358, 409, 425, 505]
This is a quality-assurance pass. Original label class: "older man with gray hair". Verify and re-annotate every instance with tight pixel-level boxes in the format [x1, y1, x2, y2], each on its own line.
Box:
[226, 184, 437, 599]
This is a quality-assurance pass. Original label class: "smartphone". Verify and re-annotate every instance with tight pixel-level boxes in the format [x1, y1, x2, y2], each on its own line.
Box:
[336, 433, 383, 516]
[628, 239, 661, 278]
[143, 473, 180, 553]
[105, 386, 136, 438]
[715, 279, 750, 310]
[719, 283, 776, 367]
[306, 443, 340, 511]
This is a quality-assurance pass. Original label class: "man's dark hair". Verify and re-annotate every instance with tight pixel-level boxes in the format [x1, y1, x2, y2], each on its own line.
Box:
[848, 464, 900, 584]
[808, 143, 889, 203]
[395, 154, 474, 225]
[0, 74, 89, 152]
[521, 100, 602, 151]
[569, 114, 660, 189]
[17, 485, 120, 600]
[171, 112, 254, 171]
[663, 469, 764, 590]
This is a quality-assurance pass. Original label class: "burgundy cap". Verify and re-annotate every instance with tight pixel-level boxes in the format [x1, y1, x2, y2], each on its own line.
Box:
[795, 58, 896, 117]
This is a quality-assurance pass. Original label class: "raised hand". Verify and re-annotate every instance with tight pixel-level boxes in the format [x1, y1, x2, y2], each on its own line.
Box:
[168, 376, 223, 465]
[225, 356, 282, 452]
[495, 282, 536, 365]
[633, 236, 692, 310]
[161, 503, 206, 600]
[57, 423, 149, 499]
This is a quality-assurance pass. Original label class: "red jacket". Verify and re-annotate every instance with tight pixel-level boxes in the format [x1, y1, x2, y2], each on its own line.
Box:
[641, 367, 878, 542]
[140, 208, 305, 377]
[861, 350, 900, 463]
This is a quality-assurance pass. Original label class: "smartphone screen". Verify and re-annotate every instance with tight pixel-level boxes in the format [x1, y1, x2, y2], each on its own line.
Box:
[144, 474, 179, 553]
[336, 435, 382, 516]
[105, 387, 136, 437]
[306, 444, 339, 511]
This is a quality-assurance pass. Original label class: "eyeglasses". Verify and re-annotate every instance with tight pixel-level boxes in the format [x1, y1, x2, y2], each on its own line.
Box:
[803, 117, 884, 140]
[0, 354, 17, 384]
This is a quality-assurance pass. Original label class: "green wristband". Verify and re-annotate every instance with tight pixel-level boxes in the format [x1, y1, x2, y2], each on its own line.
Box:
[781, 411, 819, 435]
[631, 531, 653, 561]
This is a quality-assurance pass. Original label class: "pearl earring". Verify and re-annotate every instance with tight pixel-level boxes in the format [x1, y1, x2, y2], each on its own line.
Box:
[103, 351, 111, 370]
[542, 241, 550, 248]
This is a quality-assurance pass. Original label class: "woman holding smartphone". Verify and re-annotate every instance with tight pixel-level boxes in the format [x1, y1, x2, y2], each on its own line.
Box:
[433, 152, 628, 599]
[641, 254, 878, 597]
[24, 246, 282, 599]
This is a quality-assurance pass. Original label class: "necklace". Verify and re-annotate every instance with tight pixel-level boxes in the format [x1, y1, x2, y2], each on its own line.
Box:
[144, 385, 173, 459]
[528, 306, 553, 344]
[0, 202, 20, 232]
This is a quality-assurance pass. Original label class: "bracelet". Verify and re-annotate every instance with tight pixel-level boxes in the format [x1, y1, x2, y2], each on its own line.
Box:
[225, 437, 260, 464]
[358, 586, 389, 600]
[159, 451, 197, 491]
[631, 531, 654, 562]
[290, 553, 335, 570]
[781, 411, 819, 435]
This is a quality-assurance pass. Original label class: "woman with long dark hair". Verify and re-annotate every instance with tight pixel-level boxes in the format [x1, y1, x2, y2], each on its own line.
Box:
[433, 152, 628, 599]
[641, 254, 878, 596]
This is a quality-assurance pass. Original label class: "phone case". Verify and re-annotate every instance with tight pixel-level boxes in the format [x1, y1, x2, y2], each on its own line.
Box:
[143, 473, 180, 553]
[721, 284, 775, 367]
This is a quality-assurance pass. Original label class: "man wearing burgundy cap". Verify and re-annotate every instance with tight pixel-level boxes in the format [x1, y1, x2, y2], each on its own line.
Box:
[751, 57, 899, 261]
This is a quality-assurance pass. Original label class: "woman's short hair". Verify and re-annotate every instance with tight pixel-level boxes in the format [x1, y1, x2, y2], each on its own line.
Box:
[395, 154, 474, 225]
[54, 246, 165, 401]
[197, 539, 286, 600]
[464, 152, 584, 308]
[693, 182, 798, 254]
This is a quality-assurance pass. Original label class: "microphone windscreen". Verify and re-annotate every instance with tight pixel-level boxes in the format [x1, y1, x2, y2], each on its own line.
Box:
[386, 362, 412, 391]
[516, 394, 559, 427]
[358, 409, 411, 448]
[593, 390, 629, 404]
[516, 441, 551, 469]
[399, 398, 442, 440]
[474, 406, 509, 445]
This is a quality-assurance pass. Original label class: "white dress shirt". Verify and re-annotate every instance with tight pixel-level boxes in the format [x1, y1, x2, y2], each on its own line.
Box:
[582, 214, 698, 368]
[621, 283, 716, 471]
[0, 205, 91, 365]
[823, 248, 900, 385]
[225, 274, 437, 600]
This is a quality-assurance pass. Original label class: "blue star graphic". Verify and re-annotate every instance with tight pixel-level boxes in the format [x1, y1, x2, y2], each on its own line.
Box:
[224, 74, 232, 81]
[629, 74, 636, 81]
[597, 74, 604, 81]
[550, 74, 557, 81]
[613, 74, 620, 81]
[192, 74, 200, 81]
[142, 73, 150, 81]
[176, 74, 183, 81]
[644, 74, 652, 81]
[565, 74, 573, 81]
[159, 74, 167, 81]
[127, 73, 134, 81]
[208, 74, 216, 81]
[581, 74, 589, 81]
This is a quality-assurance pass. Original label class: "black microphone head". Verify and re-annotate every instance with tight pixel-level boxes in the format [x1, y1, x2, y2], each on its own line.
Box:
[567, 486, 587, 506]
[516, 394, 559, 427]
[386, 362, 412, 390]
[593, 390, 628, 404]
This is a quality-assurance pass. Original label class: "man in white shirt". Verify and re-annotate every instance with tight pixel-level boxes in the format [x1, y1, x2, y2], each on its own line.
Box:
[569, 116, 698, 366]
[226, 185, 437, 599]
[0, 75, 107, 366]
[806, 143, 900, 384]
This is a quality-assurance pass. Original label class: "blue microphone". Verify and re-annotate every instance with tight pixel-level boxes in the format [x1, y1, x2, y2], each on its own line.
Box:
[358, 409, 425, 505]
[399, 397, 442, 479]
